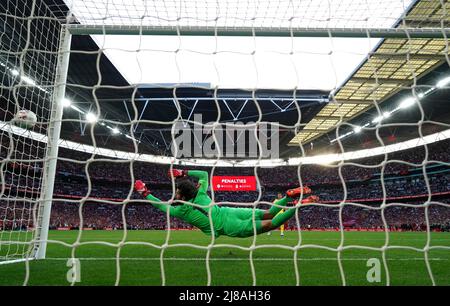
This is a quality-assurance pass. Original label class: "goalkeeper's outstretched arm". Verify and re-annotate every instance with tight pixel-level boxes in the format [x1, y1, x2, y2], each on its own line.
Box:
[134, 180, 183, 218]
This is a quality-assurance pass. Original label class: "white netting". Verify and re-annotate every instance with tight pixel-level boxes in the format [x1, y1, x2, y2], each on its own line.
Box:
[65, 0, 411, 28]
[1, 0, 449, 286]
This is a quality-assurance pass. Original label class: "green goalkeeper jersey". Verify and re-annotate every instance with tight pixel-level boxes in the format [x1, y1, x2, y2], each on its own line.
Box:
[145, 170, 224, 237]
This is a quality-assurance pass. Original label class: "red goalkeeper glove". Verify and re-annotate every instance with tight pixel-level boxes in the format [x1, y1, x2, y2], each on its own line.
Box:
[168, 169, 187, 178]
[286, 186, 312, 198]
[134, 180, 151, 197]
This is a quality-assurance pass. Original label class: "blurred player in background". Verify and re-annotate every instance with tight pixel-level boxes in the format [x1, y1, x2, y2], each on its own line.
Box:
[267, 192, 287, 237]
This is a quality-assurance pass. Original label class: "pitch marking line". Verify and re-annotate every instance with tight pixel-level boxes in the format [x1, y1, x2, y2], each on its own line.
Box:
[45, 257, 449, 261]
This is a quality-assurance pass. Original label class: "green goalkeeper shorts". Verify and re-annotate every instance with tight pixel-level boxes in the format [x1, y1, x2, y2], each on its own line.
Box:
[218, 207, 264, 238]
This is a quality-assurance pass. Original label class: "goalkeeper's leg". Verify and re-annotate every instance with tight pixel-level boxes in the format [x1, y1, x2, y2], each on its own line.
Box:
[263, 186, 312, 219]
[266, 197, 289, 218]
[235, 189, 318, 237]
[274, 209, 285, 236]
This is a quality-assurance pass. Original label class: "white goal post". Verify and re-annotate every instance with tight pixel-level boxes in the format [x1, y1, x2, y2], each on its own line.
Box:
[33, 27, 72, 260]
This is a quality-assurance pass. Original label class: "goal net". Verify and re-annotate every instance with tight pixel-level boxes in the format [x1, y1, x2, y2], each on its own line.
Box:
[0, 0, 449, 286]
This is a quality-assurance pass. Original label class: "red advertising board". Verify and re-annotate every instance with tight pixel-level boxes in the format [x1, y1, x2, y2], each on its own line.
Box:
[212, 176, 257, 191]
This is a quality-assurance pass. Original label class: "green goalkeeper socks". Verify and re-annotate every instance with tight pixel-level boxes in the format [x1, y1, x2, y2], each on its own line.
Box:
[268, 196, 289, 216]
[271, 206, 297, 229]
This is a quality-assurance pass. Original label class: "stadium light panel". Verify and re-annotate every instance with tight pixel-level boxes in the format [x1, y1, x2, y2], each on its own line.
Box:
[372, 116, 383, 124]
[21, 75, 36, 86]
[62, 98, 72, 107]
[354, 126, 362, 133]
[112, 127, 120, 134]
[399, 97, 416, 109]
[7, 66, 48, 93]
[330, 131, 353, 143]
[85, 112, 97, 123]
[124, 134, 141, 143]
[70, 104, 83, 113]
[436, 76, 450, 88]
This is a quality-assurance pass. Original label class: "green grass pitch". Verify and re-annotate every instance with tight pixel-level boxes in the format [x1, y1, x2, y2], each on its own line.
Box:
[0, 230, 449, 286]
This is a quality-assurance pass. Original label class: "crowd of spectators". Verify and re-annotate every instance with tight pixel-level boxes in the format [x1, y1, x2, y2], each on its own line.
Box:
[1, 138, 449, 231]
[2, 198, 450, 232]
[37, 199, 450, 232]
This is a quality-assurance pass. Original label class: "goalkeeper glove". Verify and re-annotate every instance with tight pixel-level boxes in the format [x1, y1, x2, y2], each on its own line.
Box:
[286, 186, 312, 198]
[134, 180, 151, 197]
[168, 169, 188, 178]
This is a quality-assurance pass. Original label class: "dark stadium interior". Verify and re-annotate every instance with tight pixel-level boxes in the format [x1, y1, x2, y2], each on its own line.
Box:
[1, 0, 450, 157]
[59, 42, 450, 158]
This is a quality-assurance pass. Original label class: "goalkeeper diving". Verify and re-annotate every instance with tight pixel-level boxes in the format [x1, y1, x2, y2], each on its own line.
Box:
[134, 169, 319, 238]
